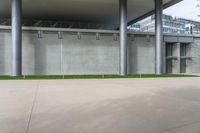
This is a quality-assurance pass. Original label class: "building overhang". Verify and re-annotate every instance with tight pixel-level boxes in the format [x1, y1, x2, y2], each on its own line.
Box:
[0, 0, 182, 24]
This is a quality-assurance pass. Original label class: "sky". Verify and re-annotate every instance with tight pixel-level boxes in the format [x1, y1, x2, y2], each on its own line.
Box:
[164, 0, 200, 22]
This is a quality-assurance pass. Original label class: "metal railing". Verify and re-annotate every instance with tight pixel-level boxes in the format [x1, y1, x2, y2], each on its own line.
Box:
[0, 18, 118, 30]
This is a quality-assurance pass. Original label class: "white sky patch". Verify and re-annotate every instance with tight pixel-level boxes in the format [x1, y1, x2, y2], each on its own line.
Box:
[164, 0, 200, 22]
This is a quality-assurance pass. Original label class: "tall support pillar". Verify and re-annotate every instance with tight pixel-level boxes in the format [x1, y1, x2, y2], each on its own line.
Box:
[119, 0, 128, 75]
[12, 0, 22, 76]
[155, 0, 163, 74]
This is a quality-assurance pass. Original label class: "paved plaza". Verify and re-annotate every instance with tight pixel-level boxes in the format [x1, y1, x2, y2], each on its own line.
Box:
[1, 78, 200, 133]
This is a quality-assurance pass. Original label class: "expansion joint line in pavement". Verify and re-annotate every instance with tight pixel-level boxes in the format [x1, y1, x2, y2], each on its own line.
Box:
[25, 81, 40, 133]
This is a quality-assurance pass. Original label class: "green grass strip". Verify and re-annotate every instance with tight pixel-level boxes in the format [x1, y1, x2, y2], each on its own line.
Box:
[0, 74, 197, 80]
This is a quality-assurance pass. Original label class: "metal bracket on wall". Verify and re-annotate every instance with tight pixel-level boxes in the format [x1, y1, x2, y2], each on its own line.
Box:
[113, 33, 118, 41]
[96, 33, 100, 40]
[130, 34, 135, 42]
[77, 32, 82, 40]
[146, 34, 150, 42]
[58, 31, 63, 39]
[38, 30, 43, 38]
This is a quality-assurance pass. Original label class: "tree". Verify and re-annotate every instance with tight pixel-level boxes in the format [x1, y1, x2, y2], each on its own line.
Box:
[197, 0, 200, 17]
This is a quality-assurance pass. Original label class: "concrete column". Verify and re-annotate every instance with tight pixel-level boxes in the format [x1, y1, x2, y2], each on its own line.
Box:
[163, 42, 166, 73]
[173, 43, 181, 73]
[12, 0, 22, 76]
[155, 0, 163, 74]
[119, 0, 128, 75]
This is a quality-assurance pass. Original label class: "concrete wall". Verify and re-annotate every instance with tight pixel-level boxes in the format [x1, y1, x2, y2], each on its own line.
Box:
[128, 34, 155, 74]
[0, 30, 12, 75]
[188, 37, 200, 73]
[0, 26, 200, 75]
[20, 30, 120, 75]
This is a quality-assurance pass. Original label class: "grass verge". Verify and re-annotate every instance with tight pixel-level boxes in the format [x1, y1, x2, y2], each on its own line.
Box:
[0, 74, 197, 80]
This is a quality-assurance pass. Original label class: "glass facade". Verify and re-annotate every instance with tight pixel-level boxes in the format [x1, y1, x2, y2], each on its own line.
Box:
[130, 14, 200, 34]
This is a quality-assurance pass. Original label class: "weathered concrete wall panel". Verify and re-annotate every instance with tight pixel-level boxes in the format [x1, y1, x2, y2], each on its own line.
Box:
[0, 30, 11, 75]
[128, 35, 155, 74]
[62, 33, 119, 75]
[0, 27, 200, 75]
[188, 37, 200, 73]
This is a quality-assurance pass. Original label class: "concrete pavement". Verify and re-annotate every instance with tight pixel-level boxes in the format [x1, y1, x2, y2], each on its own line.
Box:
[1, 78, 200, 133]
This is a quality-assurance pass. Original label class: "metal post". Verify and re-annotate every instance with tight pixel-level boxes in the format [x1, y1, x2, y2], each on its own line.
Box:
[155, 0, 163, 74]
[12, 0, 22, 76]
[119, 0, 128, 75]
